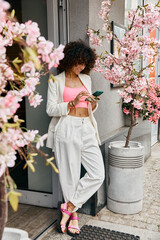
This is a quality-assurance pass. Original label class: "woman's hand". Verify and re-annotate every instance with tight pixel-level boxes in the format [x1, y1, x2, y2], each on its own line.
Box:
[88, 95, 98, 111]
[73, 91, 90, 106]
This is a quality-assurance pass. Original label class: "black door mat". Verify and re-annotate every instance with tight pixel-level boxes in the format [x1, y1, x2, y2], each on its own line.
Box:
[71, 225, 140, 240]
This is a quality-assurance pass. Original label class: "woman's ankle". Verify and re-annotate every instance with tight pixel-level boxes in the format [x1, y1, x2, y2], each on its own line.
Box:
[71, 211, 77, 217]
[67, 201, 75, 212]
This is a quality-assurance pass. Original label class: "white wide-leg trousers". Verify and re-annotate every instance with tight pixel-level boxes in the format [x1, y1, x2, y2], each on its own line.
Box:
[54, 115, 105, 211]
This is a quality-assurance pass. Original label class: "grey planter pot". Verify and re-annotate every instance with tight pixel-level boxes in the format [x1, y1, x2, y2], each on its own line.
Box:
[2, 228, 31, 240]
[107, 141, 144, 214]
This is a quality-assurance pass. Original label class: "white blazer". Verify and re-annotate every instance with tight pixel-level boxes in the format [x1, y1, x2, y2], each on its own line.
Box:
[46, 71, 101, 150]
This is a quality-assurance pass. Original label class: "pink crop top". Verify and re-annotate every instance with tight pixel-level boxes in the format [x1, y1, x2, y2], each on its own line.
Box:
[63, 85, 89, 108]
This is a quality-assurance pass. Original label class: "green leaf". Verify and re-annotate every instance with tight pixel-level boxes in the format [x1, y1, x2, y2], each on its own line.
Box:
[12, 57, 22, 64]
[48, 74, 59, 83]
[5, 176, 17, 189]
[11, 9, 15, 18]
[27, 161, 36, 172]
[6, 190, 22, 212]
[25, 47, 41, 71]
[46, 157, 59, 173]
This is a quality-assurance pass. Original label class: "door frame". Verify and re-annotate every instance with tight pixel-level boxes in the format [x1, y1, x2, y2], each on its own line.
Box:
[17, 0, 69, 208]
[14, 0, 68, 208]
[46, 0, 69, 207]
[17, 190, 54, 207]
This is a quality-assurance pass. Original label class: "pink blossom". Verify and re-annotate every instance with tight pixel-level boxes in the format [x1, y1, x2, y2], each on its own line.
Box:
[7, 21, 25, 38]
[0, 35, 6, 60]
[123, 107, 130, 115]
[0, 0, 10, 24]
[87, 29, 102, 47]
[0, 93, 21, 122]
[0, 0, 10, 10]
[49, 44, 64, 69]
[37, 37, 54, 62]
[106, 32, 112, 42]
[133, 99, 143, 110]
[0, 2, 65, 180]
[88, 0, 160, 131]
[13, 115, 19, 122]
[25, 77, 39, 91]
[98, 1, 111, 21]
[135, 111, 139, 119]
[9, 90, 23, 102]
[4, 66, 14, 80]
[36, 133, 48, 149]
[25, 21, 40, 46]
[89, 36, 102, 47]
[0, 150, 16, 177]
[21, 61, 36, 75]
[23, 130, 38, 142]
[4, 94, 20, 113]
[3, 128, 23, 146]
[101, 1, 111, 6]
[28, 93, 43, 107]
[125, 86, 133, 94]
[0, 64, 14, 94]
[123, 95, 133, 103]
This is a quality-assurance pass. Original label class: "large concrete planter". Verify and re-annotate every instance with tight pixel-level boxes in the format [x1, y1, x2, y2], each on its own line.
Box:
[2, 228, 31, 240]
[107, 141, 144, 214]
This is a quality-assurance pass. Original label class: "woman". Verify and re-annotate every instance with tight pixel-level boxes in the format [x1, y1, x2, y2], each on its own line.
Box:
[46, 41, 105, 237]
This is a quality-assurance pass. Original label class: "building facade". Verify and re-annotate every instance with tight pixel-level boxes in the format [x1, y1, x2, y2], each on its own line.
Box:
[8, 0, 159, 215]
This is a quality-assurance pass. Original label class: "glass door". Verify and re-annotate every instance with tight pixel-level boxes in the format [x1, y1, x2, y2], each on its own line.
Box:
[7, 0, 54, 207]
[7, 0, 69, 208]
[46, 0, 69, 207]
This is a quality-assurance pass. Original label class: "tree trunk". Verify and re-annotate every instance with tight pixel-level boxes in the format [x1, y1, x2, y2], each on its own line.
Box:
[125, 123, 134, 147]
[0, 174, 8, 240]
[125, 96, 136, 148]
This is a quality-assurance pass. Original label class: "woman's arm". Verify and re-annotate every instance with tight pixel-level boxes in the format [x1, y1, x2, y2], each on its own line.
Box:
[91, 101, 98, 112]
[88, 75, 98, 112]
[46, 79, 71, 117]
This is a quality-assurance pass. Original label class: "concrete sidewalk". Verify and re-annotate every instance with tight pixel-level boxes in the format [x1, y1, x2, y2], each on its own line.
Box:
[40, 142, 160, 240]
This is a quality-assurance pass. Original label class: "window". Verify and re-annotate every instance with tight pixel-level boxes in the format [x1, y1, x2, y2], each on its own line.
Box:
[125, 0, 143, 27]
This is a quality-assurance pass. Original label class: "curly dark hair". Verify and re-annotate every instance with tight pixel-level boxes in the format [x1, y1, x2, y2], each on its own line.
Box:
[58, 40, 97, 74]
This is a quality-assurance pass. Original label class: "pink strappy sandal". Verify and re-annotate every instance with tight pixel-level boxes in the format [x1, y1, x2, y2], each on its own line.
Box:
[57, 201, 72, 233]
[67, 216, 80, 237]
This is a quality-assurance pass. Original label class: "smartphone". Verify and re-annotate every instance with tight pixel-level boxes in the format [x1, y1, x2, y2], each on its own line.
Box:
[85, 91, 104, 101]
[92, 91, 104, 97]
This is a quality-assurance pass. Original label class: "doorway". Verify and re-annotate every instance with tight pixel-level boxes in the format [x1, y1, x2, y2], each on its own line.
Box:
[5, 1, 59, 238]
[6, 0, 70, 209]
[7, 0, 28, 190]
[6, 0, 55, 207]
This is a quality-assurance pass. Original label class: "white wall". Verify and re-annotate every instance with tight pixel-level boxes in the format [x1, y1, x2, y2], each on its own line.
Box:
[89, 0, 125, 142]
[68, 0, 89, 43]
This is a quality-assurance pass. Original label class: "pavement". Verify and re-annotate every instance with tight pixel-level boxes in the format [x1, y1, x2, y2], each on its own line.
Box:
[39, 142, 160, 240]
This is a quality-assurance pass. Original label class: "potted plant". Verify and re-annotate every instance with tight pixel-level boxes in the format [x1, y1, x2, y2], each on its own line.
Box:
[88, 0, 160, 214]
[2, 228, 31, 240]
[0, 1, 62, 238]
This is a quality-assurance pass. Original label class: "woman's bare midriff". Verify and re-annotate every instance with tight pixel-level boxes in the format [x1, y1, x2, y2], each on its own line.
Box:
[69, 108, 89, 117]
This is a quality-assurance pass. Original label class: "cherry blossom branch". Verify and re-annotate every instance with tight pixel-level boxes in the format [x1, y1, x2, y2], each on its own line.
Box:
[0, 0, 62, 214]
[88, 0, 160, 147]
